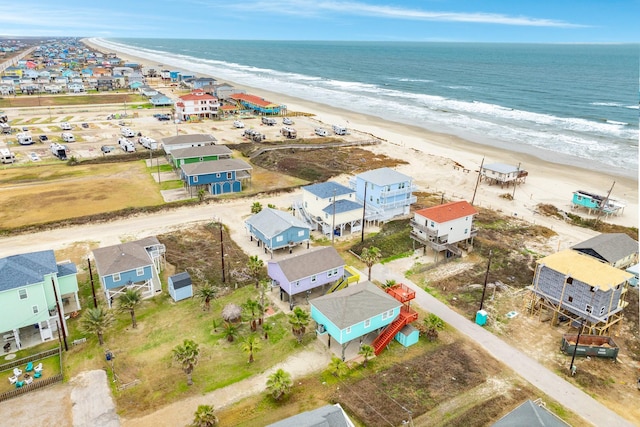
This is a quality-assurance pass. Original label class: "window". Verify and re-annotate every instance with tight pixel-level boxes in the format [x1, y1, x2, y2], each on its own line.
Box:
[345, 326, 351, 334]
[113, 273, 121, 282]
[276, 236, 283, 242]
[585, 304, 593, 314]
[18, 289, 27, 300]
[430, 221, 435, 227]
[364, 319, 371, 328]
[311, 275, 317, 283]
[199, 157, 203, 161]
[566, 277, 573, 284]
[227, 172, 232, 179]
[216, 173, 221, 178]
[32, 305, 39, 314]
[136, 267, 144, 276]
[599, 306, 606, 315]
[193, 176, 198, 183]
[464, 229, 468, 234]
[297, 230, 305, 237]
[568, 296, 573, 303]
[294, 281, 299, 287]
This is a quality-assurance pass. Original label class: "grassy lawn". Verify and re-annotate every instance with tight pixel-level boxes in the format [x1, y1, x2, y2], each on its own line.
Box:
[0, 160, 163, 229]
[0, 349, 61, 394]
[0, 94, 148, 108]
[63, 285, 310, 418]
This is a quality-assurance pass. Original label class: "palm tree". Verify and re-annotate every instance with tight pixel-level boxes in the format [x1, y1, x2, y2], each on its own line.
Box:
[361, 247, 381, 281]
[241, 334, 261, 363]
[197, 188, 206, 203]
[195, 283, 218, 311]
[424, 313, 445, 342]
[262, 323, 273, 340]
[251, 201, 263, 214]
[79, 305, 114, 346]
[172, 339, 200, 386]
[118, 288, 142, 328]
[223, 322, 239, 342]
[288, 307, 310, 343]
[328, 356, 349, 378]
[258, 280, 269, 325]
[242, 298, 260, 331]
[382, 279, 396, 289]
[358, 344, 374, 367]
[266, 368, 292, 401]
[191, 404, 218, 427]
[247, 255, 264, 288]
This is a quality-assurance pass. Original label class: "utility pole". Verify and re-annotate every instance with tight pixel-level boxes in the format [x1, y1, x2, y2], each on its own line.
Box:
[361, 184, 368, 243]
[512, 162, 521, 199]
[51, 278, 68, 351]
[331, 188, 337, 245]
[471, 157, 484, 206]
[87, 258, 98, 308]
[569, 286, 599, 376]
[219, 219, 226, 283]
[594, 181, 615, 227]
[479, 250, 492, 311]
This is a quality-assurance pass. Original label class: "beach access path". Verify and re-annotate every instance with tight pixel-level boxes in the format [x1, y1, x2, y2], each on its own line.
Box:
[371, 261, 636, 427]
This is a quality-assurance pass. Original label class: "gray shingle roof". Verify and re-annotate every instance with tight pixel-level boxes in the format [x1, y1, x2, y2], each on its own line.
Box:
[0, 250, 58, 291]
[170, 145, 232, 159]
[92, 237, 159, 276]
[310, 281, 401, 329]
[161, 133, 217, 146]
[170, 272, 192, 290]
[270, 247, 345, 281]
[303, 182, 353, 199]
[245, 208, 311, 239]
[571, 233, 639, 264]
[267, 404, 352, 427]
[356, 167, 411, 186]
[181, 158, 252, 176]
[492, 400, 570, 427]
[322, 199, 363, 215]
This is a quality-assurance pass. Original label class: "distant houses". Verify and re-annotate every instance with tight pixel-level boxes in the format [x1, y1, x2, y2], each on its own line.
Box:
[571, 190, 626, 217]
[480, 163, 528, 188]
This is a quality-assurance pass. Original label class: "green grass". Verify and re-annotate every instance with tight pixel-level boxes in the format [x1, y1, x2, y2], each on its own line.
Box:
[159, 180, 184, 190]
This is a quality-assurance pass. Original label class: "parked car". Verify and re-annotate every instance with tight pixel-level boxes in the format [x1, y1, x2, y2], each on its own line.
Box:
[60, 122, 72, 130]
[22, 126, 29, 132]
[101, 145, 115, 154]
[233, 120, 245, 128]
[283, 117, 293, 125]
[157, 114, 171, 121]
[81, 122, 89, 128]
[29, 152, 40, 161]
[39, 135, 48, 142]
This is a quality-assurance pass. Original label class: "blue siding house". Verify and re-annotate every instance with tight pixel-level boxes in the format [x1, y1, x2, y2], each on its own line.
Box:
[168, 272, 193, 302]
[180, 158, 252, 197]
[92, 237, 166, 307]
[310, 281, 402, 360]
[245, 208, 311, 257]
[268, 246, 345, 308]
[349, 167, 416, 223]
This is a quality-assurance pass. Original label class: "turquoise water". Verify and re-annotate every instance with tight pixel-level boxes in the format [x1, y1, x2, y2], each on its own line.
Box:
[94, 39, 639, 177]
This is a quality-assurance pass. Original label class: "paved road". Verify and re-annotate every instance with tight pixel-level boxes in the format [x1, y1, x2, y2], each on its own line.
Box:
[371, 263, 635, 427]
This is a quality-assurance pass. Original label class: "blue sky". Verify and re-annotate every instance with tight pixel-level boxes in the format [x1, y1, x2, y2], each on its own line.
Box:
[1, 0, 638, 42]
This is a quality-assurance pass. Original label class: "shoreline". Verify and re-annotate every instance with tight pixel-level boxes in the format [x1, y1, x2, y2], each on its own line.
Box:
[82, 38, 638, 230]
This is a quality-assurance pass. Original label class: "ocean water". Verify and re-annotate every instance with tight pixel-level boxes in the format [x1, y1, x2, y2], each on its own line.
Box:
[92, 38, 639, 178]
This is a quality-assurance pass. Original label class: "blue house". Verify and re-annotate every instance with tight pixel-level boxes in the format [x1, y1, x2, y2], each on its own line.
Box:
[150, 94, 173, 107]
[168, 272, 193, 302]
[349, 167, 416, 223]
[310, 281, 406, 360]
[193, 77, 217, 89]
[571, 190, 626, 217]
[296, 181, 363, 236]
[92, 237, 166, 308]
[180, 158, 252, 197]
[268, 246, 346, 309]
[245, 208, 311, 257]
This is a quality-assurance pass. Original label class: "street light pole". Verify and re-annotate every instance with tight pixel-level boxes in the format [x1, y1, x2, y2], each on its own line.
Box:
[479, 250, 493, 311]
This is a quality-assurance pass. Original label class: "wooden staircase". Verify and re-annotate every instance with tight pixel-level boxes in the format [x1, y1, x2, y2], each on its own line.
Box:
[326, 277, 348, 294]
[372, 284, 419, 355]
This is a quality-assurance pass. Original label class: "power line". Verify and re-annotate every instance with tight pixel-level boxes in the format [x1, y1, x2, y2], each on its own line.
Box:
[337, 378, 395, 427]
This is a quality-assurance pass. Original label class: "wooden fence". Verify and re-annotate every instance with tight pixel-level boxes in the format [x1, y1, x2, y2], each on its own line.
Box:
[0, 346, 63, 403]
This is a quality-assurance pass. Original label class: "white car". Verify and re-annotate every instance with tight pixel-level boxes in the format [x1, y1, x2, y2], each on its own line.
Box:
[60, 122, 72, 130]
[283, 117, 293, 125]
[29, 152, 40, 161]
[233, 120, 245, 128]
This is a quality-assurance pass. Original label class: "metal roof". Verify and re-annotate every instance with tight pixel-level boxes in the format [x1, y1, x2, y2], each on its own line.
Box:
[269, 247, 345, 282]
[245, 208, 311, 239]
[356, 167, 411, 186]
[310, 281, 401, 329]
[536, 250, 633, 291]
[303, 182, 353, 199]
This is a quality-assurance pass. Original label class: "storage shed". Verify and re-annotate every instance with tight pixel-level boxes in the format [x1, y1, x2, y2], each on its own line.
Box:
[168, 272, 192, 302]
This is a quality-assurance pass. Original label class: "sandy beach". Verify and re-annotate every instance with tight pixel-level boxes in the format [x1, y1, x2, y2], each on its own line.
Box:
[82, 39, 638, 233]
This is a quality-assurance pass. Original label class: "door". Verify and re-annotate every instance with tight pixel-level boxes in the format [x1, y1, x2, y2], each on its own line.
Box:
[39, 320, 53, 342]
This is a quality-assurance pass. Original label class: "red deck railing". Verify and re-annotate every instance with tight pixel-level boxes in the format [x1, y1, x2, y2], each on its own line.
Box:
[385, 283, 415, 303]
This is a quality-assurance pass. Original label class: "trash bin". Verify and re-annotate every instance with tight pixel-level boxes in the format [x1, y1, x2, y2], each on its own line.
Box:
[475, 310, 488, 326]
[105, 350, 113, 361]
